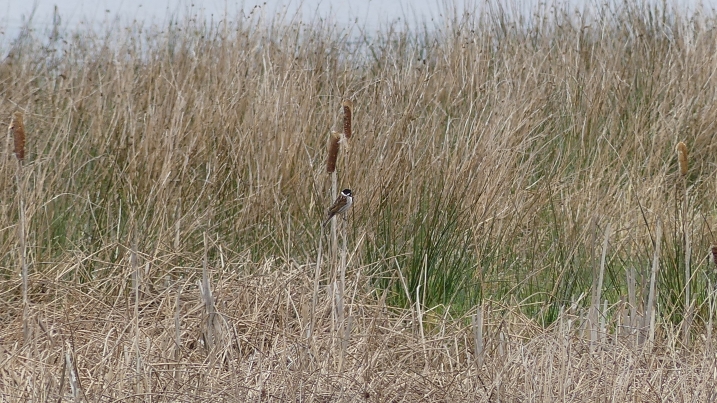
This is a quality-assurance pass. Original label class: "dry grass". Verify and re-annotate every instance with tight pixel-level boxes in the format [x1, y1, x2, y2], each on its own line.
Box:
[2, 1, 717, 401]
[2, 266, 717, 401]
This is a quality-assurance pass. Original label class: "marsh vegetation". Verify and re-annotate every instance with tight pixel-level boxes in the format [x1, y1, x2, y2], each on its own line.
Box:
[2, 2, 717, 401]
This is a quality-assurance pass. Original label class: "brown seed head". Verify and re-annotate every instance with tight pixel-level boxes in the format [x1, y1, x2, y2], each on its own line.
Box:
[712, 244, 717, 268]
[326, 131, 341, 173]
[8, 112, 25, 162]
[342, 99, 353, 140]
[676, 142, 688, 176]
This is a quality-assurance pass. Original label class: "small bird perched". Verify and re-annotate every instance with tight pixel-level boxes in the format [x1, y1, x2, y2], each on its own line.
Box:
[323, 189, 353, 227]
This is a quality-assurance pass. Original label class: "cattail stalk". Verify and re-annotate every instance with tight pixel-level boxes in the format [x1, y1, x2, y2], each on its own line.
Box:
[336, 100, 355, 371]
[312, 130, 340, 346]
[676, 142, 688, 176]
[326, 131, 341, 173]
[342, 100, 353, 140]
[9, 112, 28, 342]
[319, 101, 355, 366]
[330, 168, 338, 336]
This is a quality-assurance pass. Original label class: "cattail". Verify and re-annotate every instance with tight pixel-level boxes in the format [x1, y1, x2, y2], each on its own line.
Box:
[712, 244, 717, 268]
[8, 112, 25, 162]
[326, 130, 341, 173]
[342, 99, 353, 140]
[676, 142, 688, 176]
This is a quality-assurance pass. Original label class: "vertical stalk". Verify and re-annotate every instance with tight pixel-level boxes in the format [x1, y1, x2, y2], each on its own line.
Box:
[330, 172, 338, 337]
[676, 142, 691, 344]
[18, 160, 28, 342]
[645, 222, 661, 349]
[9, 112, 28, 342]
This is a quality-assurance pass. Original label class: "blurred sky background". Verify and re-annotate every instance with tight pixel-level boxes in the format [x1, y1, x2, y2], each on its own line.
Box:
[2, 0, 716, 42]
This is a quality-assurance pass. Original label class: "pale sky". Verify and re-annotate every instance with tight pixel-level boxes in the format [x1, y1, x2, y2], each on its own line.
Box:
[1, 0, 715, 40]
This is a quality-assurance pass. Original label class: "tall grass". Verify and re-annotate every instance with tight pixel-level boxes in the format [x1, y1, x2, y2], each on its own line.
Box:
[3, 1, 717, 400]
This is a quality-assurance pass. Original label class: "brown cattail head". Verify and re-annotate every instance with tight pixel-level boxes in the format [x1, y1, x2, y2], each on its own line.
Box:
[676, 142, 688, 176]
[342, 99, 353, 140]
[712, 244, 717, 268]
[8, 112, 25, 162]
[326, 130, 341, 173]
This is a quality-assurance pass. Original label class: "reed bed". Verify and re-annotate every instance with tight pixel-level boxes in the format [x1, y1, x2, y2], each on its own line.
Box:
[2, 1, 717, 400]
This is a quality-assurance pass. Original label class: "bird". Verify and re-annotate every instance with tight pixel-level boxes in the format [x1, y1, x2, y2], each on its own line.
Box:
[323, 189, 353, 227]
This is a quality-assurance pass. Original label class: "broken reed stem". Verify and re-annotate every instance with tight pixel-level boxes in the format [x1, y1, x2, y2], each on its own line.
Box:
[65, 342, 80, 401]
[202, 231, 216, 352]
[472, 306, 484, 368]
[9, 112, 28, 342]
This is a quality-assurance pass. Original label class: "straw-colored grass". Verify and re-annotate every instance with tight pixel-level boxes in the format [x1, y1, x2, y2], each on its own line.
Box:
[2, 1, 717, 400]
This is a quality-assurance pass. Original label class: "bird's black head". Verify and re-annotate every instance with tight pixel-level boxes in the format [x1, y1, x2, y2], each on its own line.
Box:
[341, 189, 352, 196]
